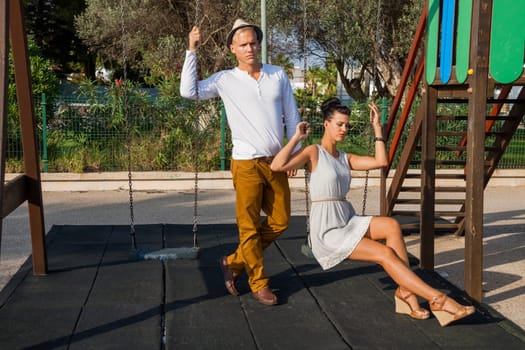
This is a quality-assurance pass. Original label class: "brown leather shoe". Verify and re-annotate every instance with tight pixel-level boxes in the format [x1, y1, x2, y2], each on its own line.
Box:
[252, 287, 278, 305]
[219, 256, 239, 296]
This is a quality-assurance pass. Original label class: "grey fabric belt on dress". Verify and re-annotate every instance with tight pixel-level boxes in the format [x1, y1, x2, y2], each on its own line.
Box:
[311, 197, 346, 203]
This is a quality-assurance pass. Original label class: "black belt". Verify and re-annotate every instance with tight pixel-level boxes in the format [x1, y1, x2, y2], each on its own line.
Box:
[253, 156, 274, 164]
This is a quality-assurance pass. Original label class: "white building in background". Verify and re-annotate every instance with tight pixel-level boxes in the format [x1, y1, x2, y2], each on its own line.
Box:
[289, 63, 376, 106]
[290, 66, 305, 91]
[336, 73, 352, 106]
[95, 67, 112, 82]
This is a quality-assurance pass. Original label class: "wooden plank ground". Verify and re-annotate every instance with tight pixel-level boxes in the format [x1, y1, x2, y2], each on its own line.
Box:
[0, 217, 524, 349]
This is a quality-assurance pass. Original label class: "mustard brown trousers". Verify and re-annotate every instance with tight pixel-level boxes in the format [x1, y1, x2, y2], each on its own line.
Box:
[225, 158, 291, 292]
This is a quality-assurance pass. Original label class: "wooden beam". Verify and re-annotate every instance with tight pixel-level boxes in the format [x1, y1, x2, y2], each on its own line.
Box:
[387, 60, 425, 170]
[484, 87, 525, 180]
[464, 0, 493, 302]
[386, 103, 423, 215]
[9, 0, 47, 275]
[0, 0, 8, 248]
[420, 86, 437, 270]
[2, 174, 27, 218]
[385, 2, 427, 139]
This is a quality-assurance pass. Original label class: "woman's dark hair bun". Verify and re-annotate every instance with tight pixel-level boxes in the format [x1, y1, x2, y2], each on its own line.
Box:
[320, 97, 341, 114]
[320, 97, 351, 121]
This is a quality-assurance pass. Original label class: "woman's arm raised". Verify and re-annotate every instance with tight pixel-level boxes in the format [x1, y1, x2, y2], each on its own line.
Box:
[271, 121, 312, 172]
[348, 103, 388, 171]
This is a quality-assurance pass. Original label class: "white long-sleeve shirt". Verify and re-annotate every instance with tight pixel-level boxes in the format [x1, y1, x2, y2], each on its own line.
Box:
[180, 51, 300, 160]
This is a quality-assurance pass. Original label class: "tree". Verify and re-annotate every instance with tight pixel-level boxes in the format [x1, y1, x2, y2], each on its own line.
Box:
[305, 64, 337, 99]
[7, 37, 61, 170]
[262, 0, 423, 101]
[315, 0, 422, 100]
[270, 53, 295, 78]
[240, 0, 305, 61]
[8, 37, 60, 121]
[75, 0, 246, 83]
[24, 0, 94, 77]
[74, 0, 423, 99]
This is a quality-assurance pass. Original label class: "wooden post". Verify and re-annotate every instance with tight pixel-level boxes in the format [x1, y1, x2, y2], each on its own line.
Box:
[420, 85, 437, 270]
[464, 0, 492, 302]
[7, 0, 47, 275]
[0, 0, 8, 248]
[380, 168, 386, 216]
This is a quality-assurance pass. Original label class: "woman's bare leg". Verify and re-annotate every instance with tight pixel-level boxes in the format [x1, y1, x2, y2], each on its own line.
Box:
[349, 236, 438, 300]
[349, 237, 471, 317]
[367, 216, 409, 265]
[366, 217, 423, 312]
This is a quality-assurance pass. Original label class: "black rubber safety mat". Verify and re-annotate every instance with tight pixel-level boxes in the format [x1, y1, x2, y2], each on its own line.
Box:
[0, 218, 524, 349]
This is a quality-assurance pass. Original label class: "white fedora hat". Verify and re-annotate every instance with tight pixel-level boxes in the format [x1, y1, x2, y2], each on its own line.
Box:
[226, 18, 263, 47]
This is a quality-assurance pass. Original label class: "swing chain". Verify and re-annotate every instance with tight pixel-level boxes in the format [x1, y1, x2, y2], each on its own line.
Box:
[120, 0, 136, 250]
[302, 0, 311, 245]
[194, 0, 200, 27]
[361, 117, 374, 215]
[361, 170, 369, 215]
[362, 0, 383, 216]
[191, 0, 201, 248]
[192, 118, 199, 247]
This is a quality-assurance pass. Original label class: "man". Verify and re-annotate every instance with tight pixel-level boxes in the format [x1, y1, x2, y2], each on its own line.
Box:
[180, 19, 300, 305]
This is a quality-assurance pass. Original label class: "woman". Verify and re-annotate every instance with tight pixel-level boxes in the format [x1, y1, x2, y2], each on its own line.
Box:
[270, 97, 475, 326]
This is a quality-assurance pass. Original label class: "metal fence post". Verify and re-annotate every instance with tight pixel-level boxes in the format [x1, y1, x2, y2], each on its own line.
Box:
[220, 102, 226, 170]
[41, 93, 48, 172]
[381, 97, 388, 125]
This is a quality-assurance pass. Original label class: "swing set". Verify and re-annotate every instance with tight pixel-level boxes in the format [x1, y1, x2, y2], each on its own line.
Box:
[120, 0, 200, 261]
[123, 0, 377, 261]
[299, 0, 380, 258]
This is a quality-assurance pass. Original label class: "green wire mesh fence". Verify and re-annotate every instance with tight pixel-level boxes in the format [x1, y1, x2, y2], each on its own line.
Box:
[5, 94, 525, 173]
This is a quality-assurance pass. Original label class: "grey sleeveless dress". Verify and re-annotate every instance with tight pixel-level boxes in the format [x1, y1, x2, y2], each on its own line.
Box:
[308, 145, 372, 270]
